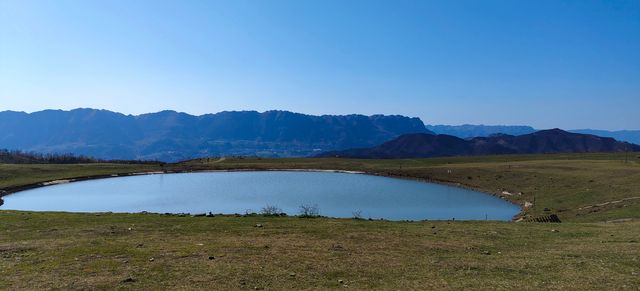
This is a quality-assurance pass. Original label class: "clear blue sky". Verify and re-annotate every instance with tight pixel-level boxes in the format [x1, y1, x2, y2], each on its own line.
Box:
[1, 0, 638, 130]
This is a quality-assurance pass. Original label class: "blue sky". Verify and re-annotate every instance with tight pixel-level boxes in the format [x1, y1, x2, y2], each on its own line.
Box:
[1, 0, 638, 130]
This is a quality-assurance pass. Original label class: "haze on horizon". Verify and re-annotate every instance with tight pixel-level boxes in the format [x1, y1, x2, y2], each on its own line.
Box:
[1, 0, 639, 130]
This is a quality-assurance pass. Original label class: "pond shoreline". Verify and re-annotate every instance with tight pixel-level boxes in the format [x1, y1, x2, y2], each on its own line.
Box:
[0, 168, 525, 221]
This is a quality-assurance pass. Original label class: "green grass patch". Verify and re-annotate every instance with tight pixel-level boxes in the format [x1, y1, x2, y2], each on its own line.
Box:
[0, 211, 638, 289]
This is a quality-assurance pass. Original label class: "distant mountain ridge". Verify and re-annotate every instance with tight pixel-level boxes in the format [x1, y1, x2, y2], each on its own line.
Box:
[318, 129, 640, 159]
[426, 124, 640, 145]
[0, 108, 431, 161]
[2, 108, 637, 162]
[569, 129, 640, 145]
[426, 124, 536, 138]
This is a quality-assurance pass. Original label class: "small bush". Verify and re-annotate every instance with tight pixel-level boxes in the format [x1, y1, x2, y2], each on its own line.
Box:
[260, 205, 282, 216]
[299, 204, 320, 218]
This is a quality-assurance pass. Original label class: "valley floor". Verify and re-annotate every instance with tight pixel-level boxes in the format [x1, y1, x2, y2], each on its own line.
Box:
[1, 153, 639, 289]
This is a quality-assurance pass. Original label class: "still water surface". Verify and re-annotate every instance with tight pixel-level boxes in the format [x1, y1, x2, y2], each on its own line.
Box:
[1, 171, 520, 221]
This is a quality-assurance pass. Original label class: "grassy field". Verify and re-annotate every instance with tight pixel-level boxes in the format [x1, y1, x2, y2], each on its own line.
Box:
[1, 153, 640, 289]
[1, 211, 639, 290]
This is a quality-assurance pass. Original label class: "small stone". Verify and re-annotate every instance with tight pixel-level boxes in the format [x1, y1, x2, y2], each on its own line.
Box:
[149, 257, 155, 262]
[551, 229, 559, 233]
[338, 279, 344, 284]
[208, 256, 215, 260]
[127, 227, 133, 231]
[289, 272, 296, 277]
[255, 224, 263, 228]
[482, 250, 491, 255]
[121, 277, 136, 283]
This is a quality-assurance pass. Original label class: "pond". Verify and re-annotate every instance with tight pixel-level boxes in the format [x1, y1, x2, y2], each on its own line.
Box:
[0, 171, 520, 221]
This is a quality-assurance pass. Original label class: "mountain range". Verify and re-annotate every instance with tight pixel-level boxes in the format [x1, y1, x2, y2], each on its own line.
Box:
[426, 125, 640, 145]
[0, 109, 430, 161]
[1, 108, 637, 162]
[318, 129, 640, 159]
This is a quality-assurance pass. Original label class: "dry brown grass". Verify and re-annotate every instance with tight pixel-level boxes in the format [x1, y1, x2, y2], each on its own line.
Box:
[1, 211, 639, 290]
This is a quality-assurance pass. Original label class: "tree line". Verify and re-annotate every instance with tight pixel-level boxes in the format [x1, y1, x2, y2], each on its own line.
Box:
[0, 149, 160, 165]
